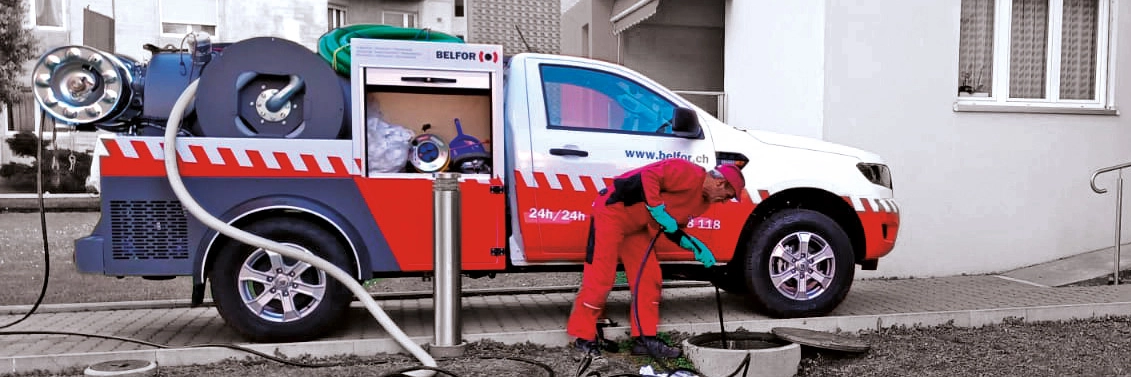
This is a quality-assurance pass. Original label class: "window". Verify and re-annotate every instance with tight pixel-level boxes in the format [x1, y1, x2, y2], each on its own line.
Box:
[328, 5, 347, 31]
[455, 0, 465, 17]
[160, 0, 217, 37]
[382, 11, 417, 28]
[957, 0, 1112, 112]
[541, 65, 682, 136]
[31, 0, 65, 28]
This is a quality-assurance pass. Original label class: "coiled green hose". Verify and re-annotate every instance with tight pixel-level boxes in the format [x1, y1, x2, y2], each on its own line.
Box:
[317, 24, 465, 76]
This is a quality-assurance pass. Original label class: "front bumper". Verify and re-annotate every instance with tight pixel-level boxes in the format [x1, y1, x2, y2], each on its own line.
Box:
[857, 198, 901, 261]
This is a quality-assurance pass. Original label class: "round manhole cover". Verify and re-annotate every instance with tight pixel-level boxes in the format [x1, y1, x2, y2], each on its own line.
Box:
[771, 327, 870, 353]
[84, 359, 156, 376]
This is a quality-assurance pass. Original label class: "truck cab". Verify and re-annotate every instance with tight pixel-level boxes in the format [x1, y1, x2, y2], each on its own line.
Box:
[35, 33, 899, 343]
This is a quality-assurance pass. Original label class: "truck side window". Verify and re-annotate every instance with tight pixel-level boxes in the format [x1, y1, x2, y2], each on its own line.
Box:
[541, 65, 678, 136]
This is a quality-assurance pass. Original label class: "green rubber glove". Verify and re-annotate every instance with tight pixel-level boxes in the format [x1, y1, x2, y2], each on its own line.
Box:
[645, 203, 679, 233]
[679, 234, 716, 268]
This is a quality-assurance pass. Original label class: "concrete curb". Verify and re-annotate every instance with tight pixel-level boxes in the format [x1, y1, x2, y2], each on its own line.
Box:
[0, 193, 100, 212]
[0, 281, 712, 315]
[4, 301, 1130, 375]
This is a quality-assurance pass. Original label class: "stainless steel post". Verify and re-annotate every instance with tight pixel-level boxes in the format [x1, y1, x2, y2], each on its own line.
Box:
[1116, 172, 1123, 285]
[430, 172, 466, 357]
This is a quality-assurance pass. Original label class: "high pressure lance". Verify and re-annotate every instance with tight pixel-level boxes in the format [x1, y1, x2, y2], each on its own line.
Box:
[161, 79, 438, 377]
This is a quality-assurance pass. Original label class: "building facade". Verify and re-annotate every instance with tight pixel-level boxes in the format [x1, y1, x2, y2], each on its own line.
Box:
[563, 0, 1131, 279]
[2, 0, 558, 190]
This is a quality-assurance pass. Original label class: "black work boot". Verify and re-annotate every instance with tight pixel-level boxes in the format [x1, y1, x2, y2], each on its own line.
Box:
[570, 338, 609, 374]
[631, 336, 682, 359]
[570, 338, 601, 360]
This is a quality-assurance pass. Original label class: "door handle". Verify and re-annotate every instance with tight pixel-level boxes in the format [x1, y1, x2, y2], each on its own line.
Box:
[549, 148, 589, 157]
[401, 76, 458, 84]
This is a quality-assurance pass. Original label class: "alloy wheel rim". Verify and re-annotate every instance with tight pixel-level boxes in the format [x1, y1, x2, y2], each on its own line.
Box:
[767, 231, 835, 301]
[236, 243, 328, 323]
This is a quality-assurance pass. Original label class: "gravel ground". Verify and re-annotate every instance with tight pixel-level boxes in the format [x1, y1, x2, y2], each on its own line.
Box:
[6, 317, 1131, 377]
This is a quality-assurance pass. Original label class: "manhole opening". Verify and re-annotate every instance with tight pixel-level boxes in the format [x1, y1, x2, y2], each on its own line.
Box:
[686, 332, 791, 350]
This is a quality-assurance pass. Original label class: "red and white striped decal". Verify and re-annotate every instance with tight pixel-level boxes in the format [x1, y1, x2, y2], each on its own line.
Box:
[102, 137, 361, 177]
[843, 196, 900, 213]
[515, 170, 898, 213]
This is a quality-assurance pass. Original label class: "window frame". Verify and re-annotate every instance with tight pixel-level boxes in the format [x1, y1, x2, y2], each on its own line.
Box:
[328, 4, 347, 31]
[539, 64, 703, 139]
[28, 0, 67, 30]
[954, 0, 1116, 115]
[382, 11, 418, 28]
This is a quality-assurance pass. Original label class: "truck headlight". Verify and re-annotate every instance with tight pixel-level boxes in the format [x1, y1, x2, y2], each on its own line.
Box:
[857, 163, 892, 190]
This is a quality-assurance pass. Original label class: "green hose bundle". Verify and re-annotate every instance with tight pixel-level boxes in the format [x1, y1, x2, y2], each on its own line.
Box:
[317, 24, 465, 76]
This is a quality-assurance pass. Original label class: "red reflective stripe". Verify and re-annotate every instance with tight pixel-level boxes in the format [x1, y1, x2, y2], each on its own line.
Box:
[329, 155, 350, 175]
[859, 198, 874, 213]
[580, 175, 598, 193]
[533, 172, 552, 190]
[556, 173, 576, 191]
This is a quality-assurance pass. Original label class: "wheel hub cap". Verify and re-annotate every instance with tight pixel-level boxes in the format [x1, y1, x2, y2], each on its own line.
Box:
[237, 243, 328, 323]
[768, 232, 835, 301]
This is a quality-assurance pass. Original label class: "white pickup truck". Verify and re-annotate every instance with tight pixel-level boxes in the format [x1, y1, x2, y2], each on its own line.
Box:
[32, 33, 900, 342]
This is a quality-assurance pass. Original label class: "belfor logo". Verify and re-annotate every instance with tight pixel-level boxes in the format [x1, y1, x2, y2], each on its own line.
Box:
[436, 50, 498, 63]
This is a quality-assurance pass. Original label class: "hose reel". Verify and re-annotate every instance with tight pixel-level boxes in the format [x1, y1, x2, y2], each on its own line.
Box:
[31, 45, 138, 130]
[194, 37, 346, 139]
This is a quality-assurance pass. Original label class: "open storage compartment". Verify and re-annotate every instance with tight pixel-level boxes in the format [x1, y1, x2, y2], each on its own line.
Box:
[363, 67, 494, 176]
[349, 39, 505, 181]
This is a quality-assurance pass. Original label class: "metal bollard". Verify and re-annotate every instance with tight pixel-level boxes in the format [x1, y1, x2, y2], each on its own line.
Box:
[430, 172, 467, 357]
[1115, 173, 1123, 285]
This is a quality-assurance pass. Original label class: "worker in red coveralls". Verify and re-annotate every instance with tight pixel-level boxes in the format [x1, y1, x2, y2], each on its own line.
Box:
[567, 158, 746, 362]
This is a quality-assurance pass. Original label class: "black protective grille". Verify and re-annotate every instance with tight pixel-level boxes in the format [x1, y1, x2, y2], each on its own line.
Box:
[109, 200, 190, 260]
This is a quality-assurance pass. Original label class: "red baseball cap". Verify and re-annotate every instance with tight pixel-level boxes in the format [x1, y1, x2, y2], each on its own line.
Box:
[715, 164, 746, 198]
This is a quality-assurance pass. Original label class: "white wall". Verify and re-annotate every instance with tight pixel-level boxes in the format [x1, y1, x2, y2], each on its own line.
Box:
[421, 0, 454, 33]
[814, 1, 1131, 278]
[723, 0, 825, 139]
[562, 0, 582, 13]
[221, 0, 326, 50]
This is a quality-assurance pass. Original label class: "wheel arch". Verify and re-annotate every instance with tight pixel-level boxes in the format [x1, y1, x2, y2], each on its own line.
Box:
[196, 197, 368, 283]
[733, 187, 866, 267]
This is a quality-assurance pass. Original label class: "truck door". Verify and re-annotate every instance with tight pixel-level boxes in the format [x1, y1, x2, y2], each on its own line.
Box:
[517, 57, 717, 262]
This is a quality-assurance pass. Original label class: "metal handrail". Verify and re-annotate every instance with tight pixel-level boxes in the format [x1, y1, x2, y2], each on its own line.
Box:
[1091, 164, 1130, 284]
[673, 90, 727, 123]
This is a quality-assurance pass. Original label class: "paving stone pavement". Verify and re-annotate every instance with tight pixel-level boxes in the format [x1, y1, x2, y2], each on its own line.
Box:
[2, 275, 1131, 375]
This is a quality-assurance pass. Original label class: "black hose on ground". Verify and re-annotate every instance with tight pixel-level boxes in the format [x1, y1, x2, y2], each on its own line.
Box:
[0, 109, 52, 330]
[0, 329, 558, 376]
[629, 231, 703, 377]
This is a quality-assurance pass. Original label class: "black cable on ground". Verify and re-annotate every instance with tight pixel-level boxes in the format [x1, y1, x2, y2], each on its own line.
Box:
[0, 330, 566, 376]
[0, 110, 52, 330]
[725, 353, 752, 377]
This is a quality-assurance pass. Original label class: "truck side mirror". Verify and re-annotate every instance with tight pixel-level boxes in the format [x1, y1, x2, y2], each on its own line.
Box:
[671, 107, 701, 137]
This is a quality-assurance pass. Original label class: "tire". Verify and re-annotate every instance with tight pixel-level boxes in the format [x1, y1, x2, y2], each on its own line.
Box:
[209, 218, 353, 343]
[744, 209, 855, 318]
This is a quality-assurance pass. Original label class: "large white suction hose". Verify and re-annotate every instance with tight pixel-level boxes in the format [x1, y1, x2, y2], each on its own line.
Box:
[162, 79, 437, 377]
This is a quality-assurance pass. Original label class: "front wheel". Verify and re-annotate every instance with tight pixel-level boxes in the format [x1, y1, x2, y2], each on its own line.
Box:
[209, 218, 354, 343]
[744, 209, 855, 318]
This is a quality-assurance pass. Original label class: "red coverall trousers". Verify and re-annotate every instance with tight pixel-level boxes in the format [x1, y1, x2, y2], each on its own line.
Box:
[565, 191, 664, 340]
[565, 158, 710, 341]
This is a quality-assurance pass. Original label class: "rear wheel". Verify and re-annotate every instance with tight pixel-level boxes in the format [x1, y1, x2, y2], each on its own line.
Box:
[209, 218, 353, 343]
[744, 209, 855, 318]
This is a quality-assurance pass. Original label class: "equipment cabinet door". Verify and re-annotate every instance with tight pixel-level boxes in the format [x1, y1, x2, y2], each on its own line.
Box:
[517, 57, 718, 262]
